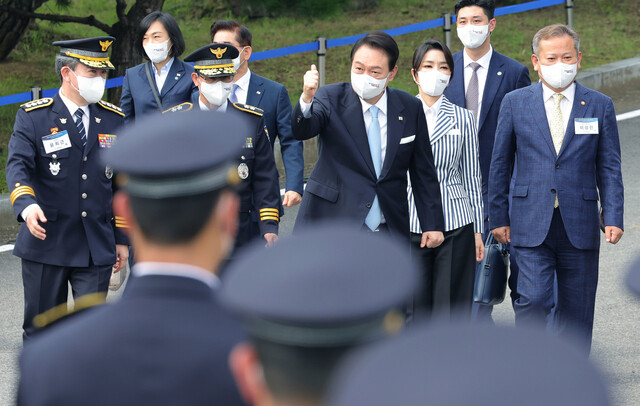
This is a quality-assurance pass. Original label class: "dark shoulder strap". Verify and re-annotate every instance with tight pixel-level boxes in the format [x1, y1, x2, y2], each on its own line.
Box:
[144, 62, 163, 112]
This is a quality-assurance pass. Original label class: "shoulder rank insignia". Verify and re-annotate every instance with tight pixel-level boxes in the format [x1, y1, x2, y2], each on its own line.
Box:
[232, 102, 264, 117]
[20, 98, 53, 112]
[98, 100, 125, 117]
[163, 102, 193, 114]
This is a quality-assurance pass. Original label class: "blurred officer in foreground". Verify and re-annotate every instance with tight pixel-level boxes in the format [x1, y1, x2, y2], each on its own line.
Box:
[167, 43, 281, 251]
[5, 37, 129, 340]
[328, 322, 610, 406]
[18, 111, 248, 405]
[220, 224, 419, 406]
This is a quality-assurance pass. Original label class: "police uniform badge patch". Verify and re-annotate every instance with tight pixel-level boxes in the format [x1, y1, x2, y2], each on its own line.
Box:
[98, 134, 117, 148]
[105, 166, 113, 179]
[238, 163, 249, 179]
[49, 161, 61, 176]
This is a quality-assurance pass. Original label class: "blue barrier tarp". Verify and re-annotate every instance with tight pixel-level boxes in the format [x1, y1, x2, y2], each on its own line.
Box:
[0, 0, 566, 107]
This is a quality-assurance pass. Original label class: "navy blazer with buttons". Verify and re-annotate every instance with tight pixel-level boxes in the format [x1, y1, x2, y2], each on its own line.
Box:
[489, 82, 624, 250]
[444, 50, 530, 205]
[246, 72, 304, 195]
[292, 83, 444, 238]
[6, 94, 129, 267]
[120, 59, 198, 124]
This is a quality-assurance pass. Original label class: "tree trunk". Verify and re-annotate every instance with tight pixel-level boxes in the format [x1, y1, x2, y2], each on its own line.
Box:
[107, 0, 165, 103]
[0, 0, 47, 60]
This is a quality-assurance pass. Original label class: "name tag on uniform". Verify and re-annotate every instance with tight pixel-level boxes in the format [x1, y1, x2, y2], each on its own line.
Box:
[574, 118, 598, 134]
[42, 130, 72, 154]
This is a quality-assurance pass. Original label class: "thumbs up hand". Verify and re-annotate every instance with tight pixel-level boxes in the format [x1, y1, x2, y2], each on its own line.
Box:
[302, 64, 319, 103]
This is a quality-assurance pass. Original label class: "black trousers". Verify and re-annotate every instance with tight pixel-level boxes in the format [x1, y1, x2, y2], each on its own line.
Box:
[410, 223, 476, 319]
[21, 258, 111, 340]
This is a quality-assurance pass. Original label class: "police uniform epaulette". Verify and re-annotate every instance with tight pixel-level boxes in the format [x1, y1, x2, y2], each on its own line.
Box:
[98, 100, 125, 116]
[232, 102, 263, 117]
[32, 292, 107, 329]
[163, 102, 193, 114]
[20, 97, 53, 112]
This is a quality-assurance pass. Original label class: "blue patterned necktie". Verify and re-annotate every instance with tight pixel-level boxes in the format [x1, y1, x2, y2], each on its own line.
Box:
[229, 83, 239, 104]
[74, 108, 87, 148]
[365, 105, 382, 231]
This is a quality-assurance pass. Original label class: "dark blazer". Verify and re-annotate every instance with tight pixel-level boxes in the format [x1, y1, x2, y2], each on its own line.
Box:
[444, 50, 530, 201]
[291, 83, 444, 237]
[120, 59, 198, 124]
[18, 274, 247, 406]
[489, 82, 624, 250]
[6, 94, 128, 267]
[247, 72, 304, 194]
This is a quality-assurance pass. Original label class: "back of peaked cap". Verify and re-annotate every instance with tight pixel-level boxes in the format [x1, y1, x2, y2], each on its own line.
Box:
[102, 110, 249, 198]
[220, 223, 420, 347]
[328, 322, 610, 406]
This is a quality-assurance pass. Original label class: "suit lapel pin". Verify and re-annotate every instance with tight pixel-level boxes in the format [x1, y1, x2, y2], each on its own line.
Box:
[95, 117, 102, 123]
[60, 117, 67, 124]
[256, 90, 261, 95]
[497, 71, 503, 76]
[398, 116, 403, 121]
[176, 73, 181, 77]
[581, 101, 586, 105]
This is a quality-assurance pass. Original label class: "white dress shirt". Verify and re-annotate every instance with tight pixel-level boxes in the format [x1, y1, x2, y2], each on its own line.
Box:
[542, 81, 575, 136]
[152, 57, 174, 93]
[463, 46, 493, 127]
[421, 95, 444, 138]
[232, 69, 251, 104]
[133, 262, 220, 289]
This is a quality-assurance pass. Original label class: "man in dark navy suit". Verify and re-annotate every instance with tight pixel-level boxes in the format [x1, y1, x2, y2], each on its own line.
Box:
[490, 24, 624, 353]
[211, 20, 304, 207]
[444, 0, 531, 321]
[6, 37, 129, 340]
[292, 31, 444, 246]
[18, 111, 249, 405]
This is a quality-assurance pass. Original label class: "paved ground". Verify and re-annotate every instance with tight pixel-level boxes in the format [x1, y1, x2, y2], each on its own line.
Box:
[2, 117, 640, 405]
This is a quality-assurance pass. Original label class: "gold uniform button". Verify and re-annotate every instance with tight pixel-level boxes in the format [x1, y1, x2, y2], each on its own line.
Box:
[82, 174, 88, 180]
[82, 193, 87, 199]
[81, 211, 87, 218]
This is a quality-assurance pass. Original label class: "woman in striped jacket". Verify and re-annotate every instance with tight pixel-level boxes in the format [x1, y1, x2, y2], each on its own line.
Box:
[407, 39, 484, 318]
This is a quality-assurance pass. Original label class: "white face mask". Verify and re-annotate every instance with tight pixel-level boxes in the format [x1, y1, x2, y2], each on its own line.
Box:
[70, 70, 106, 104]
[456, 24, 490, 49]
[351, 71, 388, 100]
[144, 39, 171, 63]
[416, 70, 450, 97]
[232, 46, 248, 71]
[538, 61, 578, 90]
[200, 79, 233, 106]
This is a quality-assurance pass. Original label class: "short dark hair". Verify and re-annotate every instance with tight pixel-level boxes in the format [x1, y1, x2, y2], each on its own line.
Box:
[54, 55, 79, 83]
[350, 31, 399, 71]
[454, 0, 495, 20]
[128, 189, 222, 244]
[135, 11, 186, 60]
[252, 337, 353, 403]
[209, 20, 252, 47]
[411, 39, 455, 78]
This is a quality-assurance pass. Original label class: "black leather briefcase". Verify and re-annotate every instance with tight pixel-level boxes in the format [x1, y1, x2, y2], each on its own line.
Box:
[473, 233, 509, 305]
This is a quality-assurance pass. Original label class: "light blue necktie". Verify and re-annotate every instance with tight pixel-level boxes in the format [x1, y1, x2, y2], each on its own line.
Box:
[365, 105, 382, 231]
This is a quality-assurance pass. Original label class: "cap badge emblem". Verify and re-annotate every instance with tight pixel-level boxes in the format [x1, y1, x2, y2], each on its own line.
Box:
[210, 47, 227, 59]
[99, 40, 113, 52]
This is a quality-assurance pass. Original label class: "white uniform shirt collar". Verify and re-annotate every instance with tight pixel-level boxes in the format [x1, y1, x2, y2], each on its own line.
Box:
[59, 89, 90, 133]
[133, 262, 220, 289]
[198, 98, 228, 112]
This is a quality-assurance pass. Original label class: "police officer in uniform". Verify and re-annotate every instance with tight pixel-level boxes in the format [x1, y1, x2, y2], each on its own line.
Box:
[166, 43, 281, 251]
[5, 37, 129, 340]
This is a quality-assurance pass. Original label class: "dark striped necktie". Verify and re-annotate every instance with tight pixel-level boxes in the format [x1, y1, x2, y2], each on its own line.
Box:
[74, 108, 87, 148]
